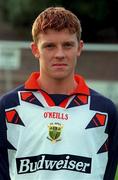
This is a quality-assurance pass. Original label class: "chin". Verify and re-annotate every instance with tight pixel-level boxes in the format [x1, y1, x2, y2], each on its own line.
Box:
[51, 72, 70, 80]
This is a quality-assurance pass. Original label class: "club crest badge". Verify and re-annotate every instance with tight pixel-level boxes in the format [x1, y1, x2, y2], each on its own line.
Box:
[47, 123, 63, 143]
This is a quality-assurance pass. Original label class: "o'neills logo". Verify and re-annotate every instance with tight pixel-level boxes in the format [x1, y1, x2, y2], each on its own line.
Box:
[16, 154, 92, 174]
[44, 112, 68, 120]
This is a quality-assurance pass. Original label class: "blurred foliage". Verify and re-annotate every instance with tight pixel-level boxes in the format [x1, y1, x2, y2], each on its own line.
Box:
[0, 0, 118, 42]
[63, 0, 108, 21]
[61, 0, 109, 42]
[3, 0, 108, 25]
[5, 0, 47, 26]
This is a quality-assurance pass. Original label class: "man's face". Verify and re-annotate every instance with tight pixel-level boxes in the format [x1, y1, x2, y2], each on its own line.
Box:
[31, 29, 83, 81]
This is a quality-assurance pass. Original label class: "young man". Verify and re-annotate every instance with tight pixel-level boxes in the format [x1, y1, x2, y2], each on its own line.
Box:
[0, 7, 118, 180]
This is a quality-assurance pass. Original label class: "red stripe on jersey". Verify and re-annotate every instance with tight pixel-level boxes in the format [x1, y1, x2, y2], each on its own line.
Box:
[6, 110, 16, 123]
[21, 92, 33, 101]
[40, 90, 55, 106]
[74, 99, 80, 105]
[96, 113, 106, 126]
[105, 142, 108, 152]
[77, 95, 88, 104]
[59, 97, 70, 108]
[93, 118, 99, 127]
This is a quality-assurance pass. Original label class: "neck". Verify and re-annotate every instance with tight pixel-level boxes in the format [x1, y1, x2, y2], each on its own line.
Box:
[37, 75, 77, 94]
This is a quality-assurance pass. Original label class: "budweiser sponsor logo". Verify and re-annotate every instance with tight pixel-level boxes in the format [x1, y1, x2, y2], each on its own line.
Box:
[16, 154, 92, 174]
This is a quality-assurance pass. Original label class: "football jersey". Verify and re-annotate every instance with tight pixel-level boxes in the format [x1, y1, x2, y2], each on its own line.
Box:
[0, 72, 118, 180]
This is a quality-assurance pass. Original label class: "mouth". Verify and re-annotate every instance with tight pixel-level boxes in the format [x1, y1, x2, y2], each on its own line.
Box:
[52, 63, 67, 67]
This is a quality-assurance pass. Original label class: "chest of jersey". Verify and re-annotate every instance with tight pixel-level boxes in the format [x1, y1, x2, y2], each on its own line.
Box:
[6, 91, 108, 180]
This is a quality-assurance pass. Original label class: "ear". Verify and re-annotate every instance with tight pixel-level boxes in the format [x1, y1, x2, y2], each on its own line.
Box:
[31, 42, 40, 59]
[77, 40, 84, 57]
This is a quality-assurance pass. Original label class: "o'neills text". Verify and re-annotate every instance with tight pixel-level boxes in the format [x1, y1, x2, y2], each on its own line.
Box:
[44, 112, 68, 120]
[16, 154, 92, 174]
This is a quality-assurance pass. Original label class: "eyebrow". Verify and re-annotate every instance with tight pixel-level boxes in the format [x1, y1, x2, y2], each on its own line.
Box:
[41, 41, 76, 46]
[62, 41, 76, 45]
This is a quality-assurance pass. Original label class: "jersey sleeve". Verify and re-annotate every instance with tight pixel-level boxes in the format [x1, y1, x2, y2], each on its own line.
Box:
[104, 101, 118, 180]
[0, 97, 11, 180]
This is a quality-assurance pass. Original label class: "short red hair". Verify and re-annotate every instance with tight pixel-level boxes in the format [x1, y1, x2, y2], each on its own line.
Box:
[32, 7, 82, 43]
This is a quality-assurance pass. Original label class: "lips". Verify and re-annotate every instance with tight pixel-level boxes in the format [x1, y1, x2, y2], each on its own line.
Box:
[52, 63, 67, 67]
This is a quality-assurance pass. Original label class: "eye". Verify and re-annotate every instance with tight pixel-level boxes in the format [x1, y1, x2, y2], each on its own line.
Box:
[45, 43, 55, 49]
[63, 42, 74, 49]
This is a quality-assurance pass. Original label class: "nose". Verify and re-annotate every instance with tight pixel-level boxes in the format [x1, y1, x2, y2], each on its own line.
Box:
[55, 47, 65, 59]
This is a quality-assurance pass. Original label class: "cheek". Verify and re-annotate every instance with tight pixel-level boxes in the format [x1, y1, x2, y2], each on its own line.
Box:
[39, 53, 47, 62]
[39, 55, 50, 69]
[40, 51, 53, 60]
[69, 51, 78, 61]
[70, 53, 78, 66]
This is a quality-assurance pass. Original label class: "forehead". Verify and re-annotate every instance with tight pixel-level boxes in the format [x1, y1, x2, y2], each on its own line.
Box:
[38, 29, 78, 43]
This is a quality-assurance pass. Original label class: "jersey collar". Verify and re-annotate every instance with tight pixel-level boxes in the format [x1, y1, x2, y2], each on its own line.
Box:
[25, 72, 90, 95]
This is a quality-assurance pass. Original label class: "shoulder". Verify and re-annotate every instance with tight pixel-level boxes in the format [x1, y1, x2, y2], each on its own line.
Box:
[0, 85, 25, 109]
[89, 88, 117, 114]
[89, 88, 118, 135]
